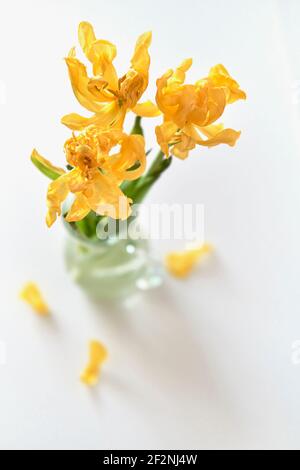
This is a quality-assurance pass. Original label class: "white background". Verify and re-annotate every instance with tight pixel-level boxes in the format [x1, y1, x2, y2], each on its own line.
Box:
[0, 0, 300, 450]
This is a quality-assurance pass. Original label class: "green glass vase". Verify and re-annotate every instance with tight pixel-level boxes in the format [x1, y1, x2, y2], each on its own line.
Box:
[63, 220, 163, 301]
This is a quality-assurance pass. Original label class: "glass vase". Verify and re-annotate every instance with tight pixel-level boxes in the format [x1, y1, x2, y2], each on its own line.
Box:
[63, 219, 163, 301]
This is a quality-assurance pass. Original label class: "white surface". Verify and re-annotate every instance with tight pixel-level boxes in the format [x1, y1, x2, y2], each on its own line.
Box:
[0, 0, 300, 450]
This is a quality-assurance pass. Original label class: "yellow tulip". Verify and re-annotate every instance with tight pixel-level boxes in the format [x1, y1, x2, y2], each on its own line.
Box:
[31, 127, 146, 227]
[61, 22, 160, 131]
[20, 282, 49, 315]
[80, 340, 108, 386]
[165, 243, 213, 278]
[155, 59, 246, 159]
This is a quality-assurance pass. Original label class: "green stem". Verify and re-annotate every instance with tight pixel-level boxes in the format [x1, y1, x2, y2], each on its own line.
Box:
[147, 150, 165, 177]
[124, 150, 172, 204]
[130, 116, 144, 136]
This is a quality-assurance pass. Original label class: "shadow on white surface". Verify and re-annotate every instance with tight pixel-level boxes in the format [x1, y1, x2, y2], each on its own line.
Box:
[85, 280, 249, 448]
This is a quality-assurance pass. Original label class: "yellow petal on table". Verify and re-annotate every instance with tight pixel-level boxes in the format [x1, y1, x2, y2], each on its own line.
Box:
[80, 340, 108, 386]
[165, 243, 213, 279]
[19, 282, 49, 315]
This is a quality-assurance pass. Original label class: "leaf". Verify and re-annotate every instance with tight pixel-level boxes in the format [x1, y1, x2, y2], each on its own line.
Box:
[31, 149, 65, 181]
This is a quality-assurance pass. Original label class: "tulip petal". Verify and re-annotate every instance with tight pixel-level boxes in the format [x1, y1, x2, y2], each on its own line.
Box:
[132, 100, 161, 117]
[209, 64, 247, 104]
[85, 171, 132, 220]
[61, 101, 123, 130]
[78, 21, 118, 89]
[170, 58, 193, 85]
[80, 340, 108, 386]
[155, 121, 178, 157]
[78, 21, 96, 57]
[65, 56, 112, 112]
[165, 243, 213, 278]
[46, 173, 70, 227]
[106, 134, 146, 181]
[202, 86, 227, 126]
[131, 31, 151, 76]
[61, 112, 99, 130]
[20, 282, 49, 315]
[185, 124, 241, 147]
[65, 193, 91, 222]
[89, 40, 118, 88]
[172, 133, 196, 159]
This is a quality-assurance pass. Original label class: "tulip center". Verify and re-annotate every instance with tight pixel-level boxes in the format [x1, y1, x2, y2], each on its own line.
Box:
[117, 72, 144, 108]
[76, 145, 98, 173]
